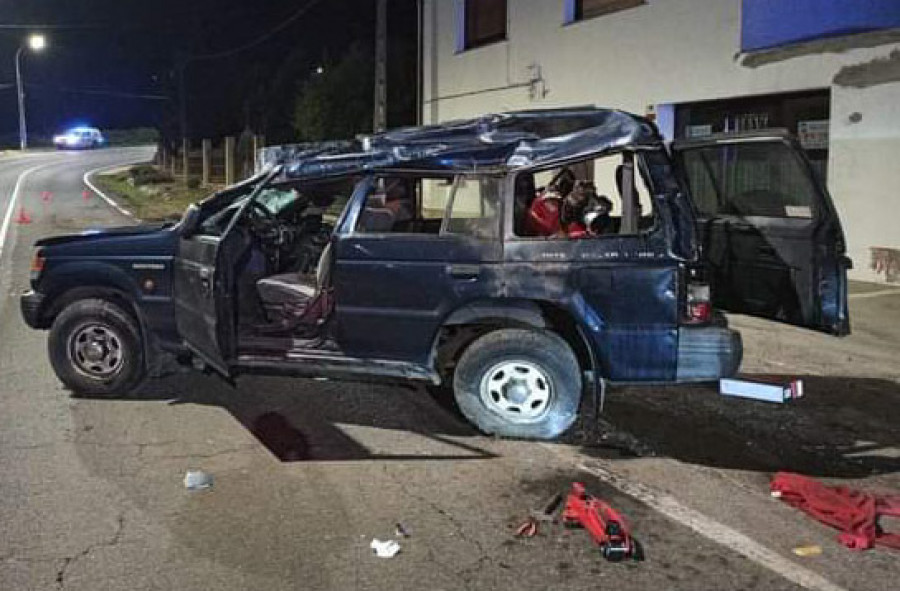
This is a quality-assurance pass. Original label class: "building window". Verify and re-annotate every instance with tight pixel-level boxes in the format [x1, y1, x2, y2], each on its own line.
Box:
[567, 0, 645, 23]
[461, 0, 507, 50]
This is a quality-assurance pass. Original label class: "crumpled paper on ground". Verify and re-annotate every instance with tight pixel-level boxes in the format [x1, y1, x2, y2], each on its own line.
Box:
[370, 538, 401, 558]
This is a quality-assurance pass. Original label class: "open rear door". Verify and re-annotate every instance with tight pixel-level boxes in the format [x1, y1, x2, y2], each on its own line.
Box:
[673, 131, 850, 335]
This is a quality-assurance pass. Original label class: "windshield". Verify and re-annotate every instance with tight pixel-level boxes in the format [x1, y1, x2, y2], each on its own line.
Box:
[678, 141, 818, 219]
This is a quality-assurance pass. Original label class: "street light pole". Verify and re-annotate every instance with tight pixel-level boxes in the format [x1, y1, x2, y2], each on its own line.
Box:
[14, 34, 47, 151]
[15, 47, 27, 151]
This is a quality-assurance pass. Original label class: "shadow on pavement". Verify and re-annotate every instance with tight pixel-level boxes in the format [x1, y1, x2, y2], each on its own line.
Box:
[566, 374, 900, 479]
[74, 370, 497, 463]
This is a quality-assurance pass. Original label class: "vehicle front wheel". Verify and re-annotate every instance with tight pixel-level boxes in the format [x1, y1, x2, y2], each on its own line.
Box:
[48, 298, 146, 396]
[453, 328, 582, 440]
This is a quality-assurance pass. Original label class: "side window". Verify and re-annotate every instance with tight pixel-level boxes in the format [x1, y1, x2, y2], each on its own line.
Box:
[445, 176, 501, 239]
[679, 143, 818, 219]
[460, 0, 507, 51]
[513, 152, 656, 239]
[356, 176, 451, 235]
[355, 174, 500, 240]
[198, 203, 241, 237]
[566, 0, 645, 23]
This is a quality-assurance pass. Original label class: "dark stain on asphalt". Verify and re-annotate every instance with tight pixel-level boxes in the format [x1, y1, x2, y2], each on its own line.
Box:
[564, 376, 900, 479]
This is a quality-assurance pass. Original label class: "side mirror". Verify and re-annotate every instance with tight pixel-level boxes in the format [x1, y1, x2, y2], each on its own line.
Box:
[178, 204, 201, 238]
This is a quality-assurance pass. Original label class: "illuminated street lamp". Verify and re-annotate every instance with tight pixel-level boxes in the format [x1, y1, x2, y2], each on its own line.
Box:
[15, 34, 47, 150]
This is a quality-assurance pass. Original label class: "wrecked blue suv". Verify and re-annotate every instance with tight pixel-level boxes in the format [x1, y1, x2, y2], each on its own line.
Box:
[21, 108, 850, 439]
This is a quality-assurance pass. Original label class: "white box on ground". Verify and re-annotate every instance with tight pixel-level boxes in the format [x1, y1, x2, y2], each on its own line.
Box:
[719, 378, 804, 403]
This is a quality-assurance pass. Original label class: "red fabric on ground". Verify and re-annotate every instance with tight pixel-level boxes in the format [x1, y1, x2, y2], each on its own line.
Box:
[771, 472, 900, 551]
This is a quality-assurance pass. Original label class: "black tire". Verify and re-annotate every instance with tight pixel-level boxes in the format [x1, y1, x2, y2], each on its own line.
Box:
[453, 328, 582, 440]
[48, 298, 146, 396]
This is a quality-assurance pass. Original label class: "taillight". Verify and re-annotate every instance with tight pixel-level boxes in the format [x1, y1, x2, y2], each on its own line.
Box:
[30, 250, 45, 281]
[685, 282, 711, 324]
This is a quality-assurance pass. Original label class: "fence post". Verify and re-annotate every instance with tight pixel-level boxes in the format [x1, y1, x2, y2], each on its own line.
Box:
[224, 136, 236, 186]
[253, 135, 265, 173]
[181, 138, 190, 182]
[202, 139, 212, 187]
[159, 142, 167, 170]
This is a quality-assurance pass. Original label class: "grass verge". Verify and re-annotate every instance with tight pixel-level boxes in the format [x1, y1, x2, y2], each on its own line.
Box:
[93, 167, 214, 222]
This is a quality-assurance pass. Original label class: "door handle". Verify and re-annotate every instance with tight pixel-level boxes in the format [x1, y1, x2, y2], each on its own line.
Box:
[199, 267, 213, 296]
[448, 264, 480, 279]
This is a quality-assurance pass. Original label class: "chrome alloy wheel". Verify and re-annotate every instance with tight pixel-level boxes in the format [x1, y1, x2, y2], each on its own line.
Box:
[479, 360, 554, 423]
[68, 323, 125, 379]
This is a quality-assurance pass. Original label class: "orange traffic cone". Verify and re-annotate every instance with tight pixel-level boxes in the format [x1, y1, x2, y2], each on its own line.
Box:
[15, 206, 32, 224]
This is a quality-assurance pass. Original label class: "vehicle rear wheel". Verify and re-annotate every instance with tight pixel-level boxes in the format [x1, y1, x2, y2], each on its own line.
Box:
[48, 298, 146, 396]
[453, 328, 582, 439]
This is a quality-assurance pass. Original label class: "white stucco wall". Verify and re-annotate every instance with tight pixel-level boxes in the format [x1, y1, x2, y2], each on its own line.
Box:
[423, 0, 900, 282]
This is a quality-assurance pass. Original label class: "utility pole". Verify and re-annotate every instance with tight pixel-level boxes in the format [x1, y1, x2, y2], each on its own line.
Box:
[373, 0, 388, 133]
[176, 53, 188, 142]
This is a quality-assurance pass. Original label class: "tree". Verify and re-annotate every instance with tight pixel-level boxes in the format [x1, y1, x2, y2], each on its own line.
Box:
[293, 44, 374, 141]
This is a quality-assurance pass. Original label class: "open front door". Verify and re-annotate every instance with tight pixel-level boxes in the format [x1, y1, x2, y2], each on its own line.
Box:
[673, 131, 850, 335]
[173, 232, 233, 375]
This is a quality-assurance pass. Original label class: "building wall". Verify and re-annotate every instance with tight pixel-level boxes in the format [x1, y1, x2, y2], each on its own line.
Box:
[422, 0, 900, 282]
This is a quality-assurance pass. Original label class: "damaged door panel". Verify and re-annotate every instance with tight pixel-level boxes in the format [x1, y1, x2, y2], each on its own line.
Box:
[673, 132, 850, 335]
[333, 173, 504, 362]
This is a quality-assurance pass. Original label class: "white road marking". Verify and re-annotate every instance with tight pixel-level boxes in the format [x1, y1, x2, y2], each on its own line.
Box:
[83, 162, 144, 221]
[575, 461, 848, 591]
[849, 289, 900, 300]
[0, 164, 45, 263]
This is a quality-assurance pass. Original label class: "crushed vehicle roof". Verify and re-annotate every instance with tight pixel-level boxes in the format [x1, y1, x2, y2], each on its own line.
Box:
[272, 108, 660, 180]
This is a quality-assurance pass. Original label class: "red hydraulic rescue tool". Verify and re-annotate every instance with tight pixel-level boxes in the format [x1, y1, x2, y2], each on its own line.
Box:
[562, 482, 642, 561]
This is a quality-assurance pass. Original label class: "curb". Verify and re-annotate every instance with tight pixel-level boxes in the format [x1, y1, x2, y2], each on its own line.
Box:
[82, 163, 146, 222]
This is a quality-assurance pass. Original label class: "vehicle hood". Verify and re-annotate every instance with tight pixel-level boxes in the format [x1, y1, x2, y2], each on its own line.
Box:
[35, 223, 172, 248]
[34, 224, 180, 259]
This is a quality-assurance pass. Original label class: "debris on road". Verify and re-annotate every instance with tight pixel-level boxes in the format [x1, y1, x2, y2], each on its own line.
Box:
[370, 538, 401, 558]
[183, 470, 214, 491]
[793, 544, 823, 557]
[394, 523, 410, 538]
[514, 492, 564, 538]
[720, 377, 804, 403]
[562, 482, 642, 562]
[771, 472, 900, 551]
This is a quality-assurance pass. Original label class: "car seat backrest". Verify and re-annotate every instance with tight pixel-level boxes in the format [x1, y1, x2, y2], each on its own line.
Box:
[359, 207, 396, 232]
[316, 242, 334, 289]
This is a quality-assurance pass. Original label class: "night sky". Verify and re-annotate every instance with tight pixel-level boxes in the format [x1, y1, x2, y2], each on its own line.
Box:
[0, 0, 417, 146]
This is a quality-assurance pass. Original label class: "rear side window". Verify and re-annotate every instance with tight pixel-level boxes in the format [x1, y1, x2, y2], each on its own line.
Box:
[445, 176, 501, 239]
[355, 174, 501, 240]
[512, 151, 656, 239]
[679, 142, 818, 219]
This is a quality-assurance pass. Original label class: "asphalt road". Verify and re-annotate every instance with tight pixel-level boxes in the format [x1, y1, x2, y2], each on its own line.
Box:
[1, 148, 898, 590]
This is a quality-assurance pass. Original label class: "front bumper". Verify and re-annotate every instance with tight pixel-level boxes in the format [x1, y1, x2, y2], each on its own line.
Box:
[20, 290, 45, 329]
[675, 325, 743, 382]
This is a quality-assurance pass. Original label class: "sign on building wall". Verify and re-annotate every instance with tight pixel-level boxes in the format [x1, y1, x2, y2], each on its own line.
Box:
[741, 0, 900, 52]
[686, 124, 713, 138]
[797, 120, 830, 151]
